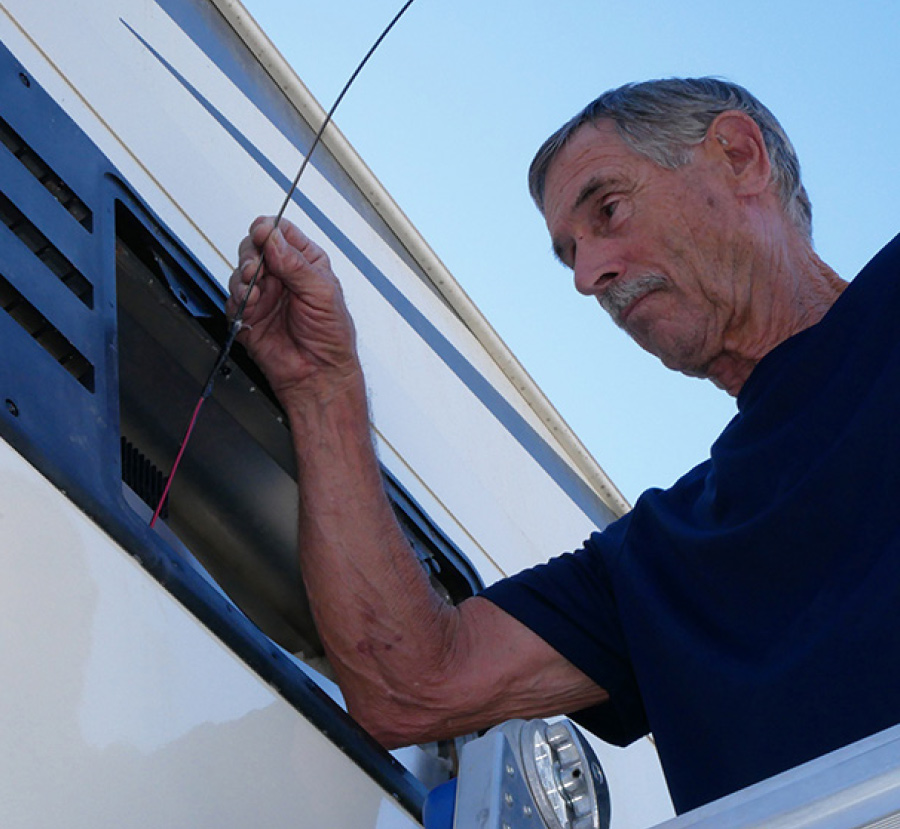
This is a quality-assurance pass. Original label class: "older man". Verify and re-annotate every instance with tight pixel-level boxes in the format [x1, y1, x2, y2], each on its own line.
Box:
[228, 78, 900, 813]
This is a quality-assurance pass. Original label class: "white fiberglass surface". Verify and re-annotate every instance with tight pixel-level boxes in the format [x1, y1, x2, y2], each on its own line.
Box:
[0, 441, 419, 829]
[0, 4, 670, 823]
[0, 0, 616, 580]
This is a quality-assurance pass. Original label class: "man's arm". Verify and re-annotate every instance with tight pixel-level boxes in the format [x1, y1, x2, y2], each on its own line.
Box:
[228, 217, 608, 747]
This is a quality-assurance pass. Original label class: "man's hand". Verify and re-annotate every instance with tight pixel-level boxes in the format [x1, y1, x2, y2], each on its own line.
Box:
[227, 216, 363, 407]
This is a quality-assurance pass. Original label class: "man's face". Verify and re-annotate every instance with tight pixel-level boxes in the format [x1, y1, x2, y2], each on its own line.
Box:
[543, 120, 752, 379]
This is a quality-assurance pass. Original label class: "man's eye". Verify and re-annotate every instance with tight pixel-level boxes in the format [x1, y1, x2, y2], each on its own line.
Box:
[602, 201, 618, 220]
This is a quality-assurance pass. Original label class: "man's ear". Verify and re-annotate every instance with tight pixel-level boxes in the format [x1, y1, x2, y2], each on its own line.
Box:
[704, 111, 772, 198]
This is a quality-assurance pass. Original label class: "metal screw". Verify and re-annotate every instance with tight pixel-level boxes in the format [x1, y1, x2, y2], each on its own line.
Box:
[18, 72, 30, 88]
[5, 399, 19, 417]
[504, 792, 514, 807]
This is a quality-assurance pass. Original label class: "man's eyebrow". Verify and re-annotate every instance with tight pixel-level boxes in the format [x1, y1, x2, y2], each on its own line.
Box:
[573, 176, 619, 210]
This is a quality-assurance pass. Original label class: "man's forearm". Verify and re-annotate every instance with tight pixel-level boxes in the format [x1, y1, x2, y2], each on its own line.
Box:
[284, 374, 460, 743]
[230, 218, 608, 746]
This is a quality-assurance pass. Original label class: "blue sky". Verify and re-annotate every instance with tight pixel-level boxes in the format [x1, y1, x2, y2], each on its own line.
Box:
[240, 0, 899, 503]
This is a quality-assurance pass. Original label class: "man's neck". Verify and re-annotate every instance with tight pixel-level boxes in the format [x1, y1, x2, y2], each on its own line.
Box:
[707, 241, 848, 396]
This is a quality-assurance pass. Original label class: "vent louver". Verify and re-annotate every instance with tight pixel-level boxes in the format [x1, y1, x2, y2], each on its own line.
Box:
[0, 114, 93, 231]
[121, 436, 168, 519]
[0, 191, 93, 308]
[0, 271, 94, 391]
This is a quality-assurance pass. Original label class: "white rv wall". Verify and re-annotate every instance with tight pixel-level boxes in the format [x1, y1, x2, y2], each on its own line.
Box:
[0, 441, 419, 828]
[0, 1, 674, 825]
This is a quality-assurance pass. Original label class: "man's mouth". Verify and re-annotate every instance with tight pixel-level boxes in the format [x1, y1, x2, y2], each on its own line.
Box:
[600, 274, 669, 327]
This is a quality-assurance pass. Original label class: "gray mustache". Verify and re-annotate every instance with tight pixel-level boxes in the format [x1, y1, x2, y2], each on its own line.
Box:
[599, 274, 669, 325]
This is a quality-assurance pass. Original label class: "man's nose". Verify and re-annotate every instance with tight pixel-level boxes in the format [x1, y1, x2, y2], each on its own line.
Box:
[573, 241, 621, 297]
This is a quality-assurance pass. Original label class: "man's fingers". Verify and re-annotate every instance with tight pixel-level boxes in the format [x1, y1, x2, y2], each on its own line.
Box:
[229, 215, 342, 332]
[243, 216, 331, 280]
[248, 214, 277, 242]
[278, 219, 331, 270]
[259, 224, 337, 298]
[228, 255, 261, 313]
[230, 218, 286, 313]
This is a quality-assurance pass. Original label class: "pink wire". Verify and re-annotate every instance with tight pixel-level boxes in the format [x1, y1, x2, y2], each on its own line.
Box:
[149, 395, 206, 528]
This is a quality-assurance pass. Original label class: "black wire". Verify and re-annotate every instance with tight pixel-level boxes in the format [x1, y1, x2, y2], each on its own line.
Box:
[152, 0, 420, 525]
[228, 0, 419, 340]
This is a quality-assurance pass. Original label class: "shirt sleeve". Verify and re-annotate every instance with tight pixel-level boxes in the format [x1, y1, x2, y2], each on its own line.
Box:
[479, 522, 650, 746]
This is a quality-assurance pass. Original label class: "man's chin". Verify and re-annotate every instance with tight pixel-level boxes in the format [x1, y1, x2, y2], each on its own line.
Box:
[632, 336, 710, 379]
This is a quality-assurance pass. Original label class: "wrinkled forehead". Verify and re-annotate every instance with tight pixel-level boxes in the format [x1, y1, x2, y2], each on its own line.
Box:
[539, 120, 629, 201]
[542, 121, 640, 222]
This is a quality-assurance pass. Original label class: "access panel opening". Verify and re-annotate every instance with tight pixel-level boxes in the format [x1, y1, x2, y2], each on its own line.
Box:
[114, 202, 480, 676]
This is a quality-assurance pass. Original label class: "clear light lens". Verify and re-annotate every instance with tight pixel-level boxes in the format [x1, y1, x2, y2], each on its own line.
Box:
[533, 730, 569, 826]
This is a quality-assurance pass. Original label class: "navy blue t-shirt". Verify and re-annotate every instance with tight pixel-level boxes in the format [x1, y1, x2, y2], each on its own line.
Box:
[482, 234, 900, 814]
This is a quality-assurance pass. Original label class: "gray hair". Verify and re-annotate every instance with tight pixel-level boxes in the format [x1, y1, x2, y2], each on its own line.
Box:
[528, 77, 812, 240]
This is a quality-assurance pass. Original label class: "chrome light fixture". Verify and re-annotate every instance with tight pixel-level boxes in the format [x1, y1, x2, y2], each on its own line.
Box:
[424, 718, 611, 829]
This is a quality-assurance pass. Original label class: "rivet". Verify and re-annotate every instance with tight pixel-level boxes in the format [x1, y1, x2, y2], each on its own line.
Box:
[5, 399, 19, 417]
[18, 72, 30, 88]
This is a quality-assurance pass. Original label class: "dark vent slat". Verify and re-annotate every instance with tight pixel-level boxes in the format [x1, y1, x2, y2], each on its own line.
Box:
[16, 222, 46, 253]
[9, 302, 43, 332]
[0, 191, 93, 308]
[121, 436, 168, 519]
[53, 184, 76, 205]
[0, 132, 22, 156]
[20, 153, 44, 180]
[0, 272, 94, 392]
[0, 115, 93, 232]
[67, 202, 92, 226]
[29, 319, 54, 341]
